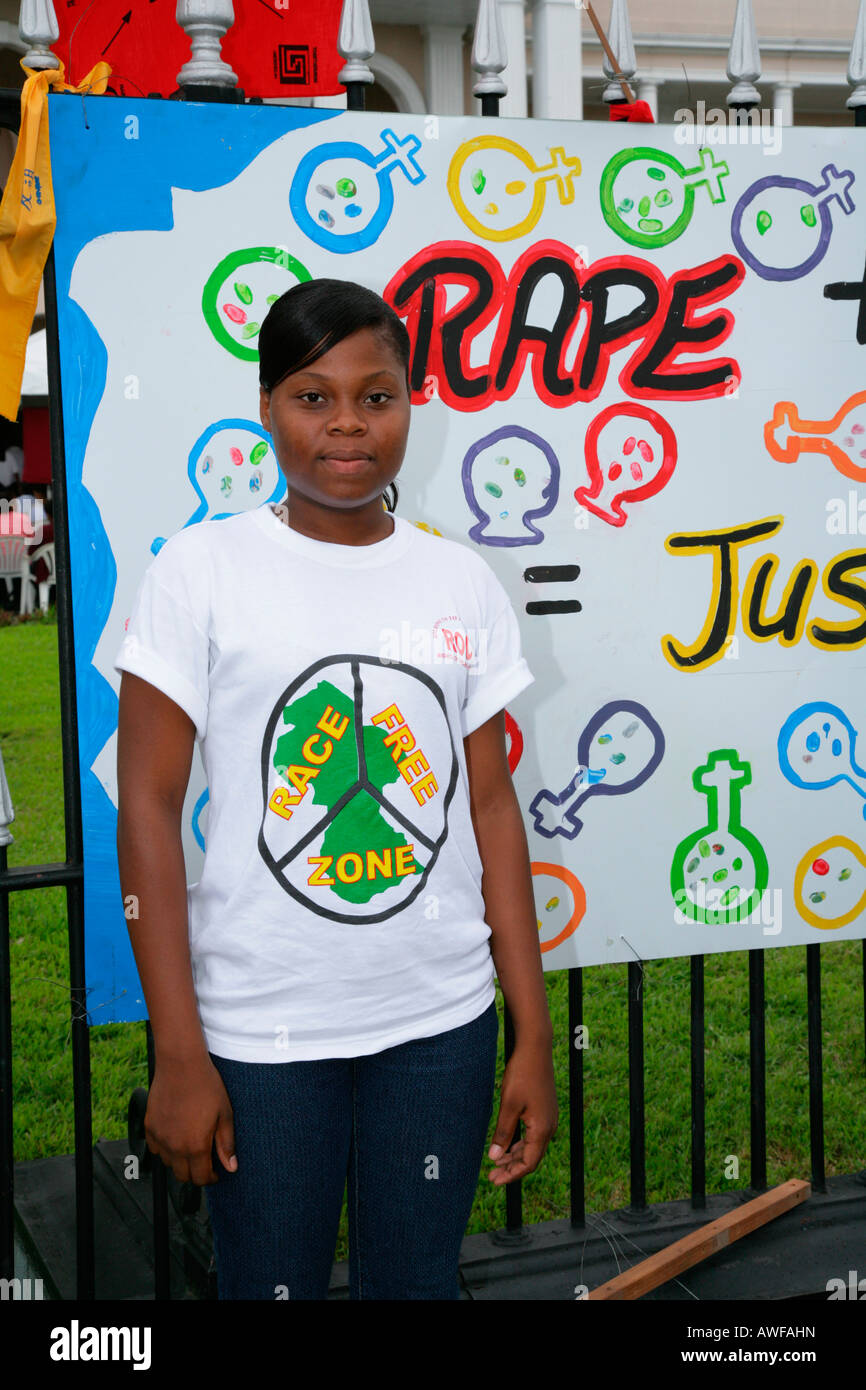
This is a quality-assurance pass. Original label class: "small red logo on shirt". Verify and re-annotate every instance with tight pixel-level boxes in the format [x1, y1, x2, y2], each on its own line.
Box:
[432, 616, 477, 668]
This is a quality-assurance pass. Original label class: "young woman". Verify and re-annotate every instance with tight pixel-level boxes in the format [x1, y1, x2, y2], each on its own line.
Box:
[115, 278, 557, 1301]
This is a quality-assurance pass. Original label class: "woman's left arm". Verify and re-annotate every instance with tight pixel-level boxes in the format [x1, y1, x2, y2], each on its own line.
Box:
[464, 710, 559, 1186]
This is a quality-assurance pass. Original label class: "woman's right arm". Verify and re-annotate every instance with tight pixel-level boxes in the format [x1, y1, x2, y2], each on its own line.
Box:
[116, 671, 237, 1185]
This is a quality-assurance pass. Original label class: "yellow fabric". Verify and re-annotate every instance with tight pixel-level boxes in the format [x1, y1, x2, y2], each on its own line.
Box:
[0, 58, 111, 421]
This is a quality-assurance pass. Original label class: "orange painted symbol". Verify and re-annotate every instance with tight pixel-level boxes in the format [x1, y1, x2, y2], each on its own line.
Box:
[531, 860, 586, 953]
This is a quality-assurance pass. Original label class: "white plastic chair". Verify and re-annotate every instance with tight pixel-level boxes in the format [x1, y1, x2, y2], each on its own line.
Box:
[0, 535, 35, 614]
[28, 541, 55, 612]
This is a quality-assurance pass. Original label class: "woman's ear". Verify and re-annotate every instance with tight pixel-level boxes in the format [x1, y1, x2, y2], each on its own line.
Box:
[259, 386, 270, 431]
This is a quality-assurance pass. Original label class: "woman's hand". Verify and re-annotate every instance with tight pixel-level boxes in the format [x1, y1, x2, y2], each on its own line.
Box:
[487, 1040, 558, 1185]
[145, 1055, 238, 1186]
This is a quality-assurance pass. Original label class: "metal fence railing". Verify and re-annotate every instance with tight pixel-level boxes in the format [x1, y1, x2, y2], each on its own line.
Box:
[2, 0, 866, 1302]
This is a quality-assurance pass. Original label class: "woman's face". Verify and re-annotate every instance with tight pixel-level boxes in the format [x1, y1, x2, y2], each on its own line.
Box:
[259, 326, 410, 515]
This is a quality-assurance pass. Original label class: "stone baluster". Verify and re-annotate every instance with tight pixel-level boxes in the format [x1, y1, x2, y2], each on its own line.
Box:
[338, 0, 375, 112]
[176, 0, 239, 96]
[847, 0, 866, 126]
[471, 0, 507, 117]
[726, 0, 761, 112]
[18, 0, 59, 71]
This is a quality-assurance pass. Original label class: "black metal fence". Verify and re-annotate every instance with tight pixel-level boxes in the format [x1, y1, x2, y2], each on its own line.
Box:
[1, 68, 865, 1303]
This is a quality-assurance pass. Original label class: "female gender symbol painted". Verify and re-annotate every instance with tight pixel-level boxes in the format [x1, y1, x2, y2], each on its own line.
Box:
[599, 146, 729, 249]
[730, 165, 855, 281]
[670, 748, 768, 925]
[288, 128, 426, 253]
[447, 135, 582, 242]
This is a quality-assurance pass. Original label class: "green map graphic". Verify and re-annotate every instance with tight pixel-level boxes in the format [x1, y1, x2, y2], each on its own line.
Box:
[274, 679, 425, 905]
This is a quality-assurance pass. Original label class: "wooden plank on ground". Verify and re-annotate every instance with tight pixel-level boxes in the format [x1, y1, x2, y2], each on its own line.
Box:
[587, 1179, 811, 1301]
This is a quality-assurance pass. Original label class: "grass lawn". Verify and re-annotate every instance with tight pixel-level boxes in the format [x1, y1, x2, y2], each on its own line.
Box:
[2, 617, 865, 1264]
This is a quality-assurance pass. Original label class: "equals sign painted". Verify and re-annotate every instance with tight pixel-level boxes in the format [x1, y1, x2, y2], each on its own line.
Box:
[523, 563, 581, 615]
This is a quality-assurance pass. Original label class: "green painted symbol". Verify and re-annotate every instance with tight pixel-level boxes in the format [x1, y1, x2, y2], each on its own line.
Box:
[756, 209, 772, 235]
[472, 168, 486, 195]
[274, 680, 424, 906]
[484, 481, 503, 498]
[600, 146, 729, 249]
[202, 246, 312, 362]
[671, 749, 768, 924]
[800, 203, 817, 227]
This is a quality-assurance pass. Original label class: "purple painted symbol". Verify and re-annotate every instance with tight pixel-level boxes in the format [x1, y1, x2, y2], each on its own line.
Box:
[462, 425, 559, 547]
[530, 699, 665, 840]
[731, 165, 855, 282]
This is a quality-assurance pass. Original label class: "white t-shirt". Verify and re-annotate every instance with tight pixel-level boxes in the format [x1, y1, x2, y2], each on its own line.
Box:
[114, 504, 535, 1062]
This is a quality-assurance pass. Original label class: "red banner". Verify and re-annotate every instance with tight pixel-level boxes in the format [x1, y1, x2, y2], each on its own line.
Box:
[53, 0, 345, 99]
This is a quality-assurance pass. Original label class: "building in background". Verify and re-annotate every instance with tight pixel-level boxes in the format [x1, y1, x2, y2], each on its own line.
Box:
[0, 1, 862, 127]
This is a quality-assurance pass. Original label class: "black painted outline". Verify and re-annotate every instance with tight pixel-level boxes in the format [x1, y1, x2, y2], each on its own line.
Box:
[258, 654, 458, 924]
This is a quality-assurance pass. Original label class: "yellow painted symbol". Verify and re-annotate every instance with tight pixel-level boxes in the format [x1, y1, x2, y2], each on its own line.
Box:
[794, 835, 866, 929]
[447, 135, 582, 242]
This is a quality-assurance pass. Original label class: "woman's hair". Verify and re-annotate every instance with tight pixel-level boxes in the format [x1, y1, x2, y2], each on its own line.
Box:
[259, 278, 411, 515]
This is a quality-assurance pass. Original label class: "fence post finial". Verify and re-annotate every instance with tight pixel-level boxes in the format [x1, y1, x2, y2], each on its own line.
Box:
[18, 0, 59, 71]
[176, 0, 238, 89]
[601, 0, 637, 105]
[338, 0, 376, 90]
[726, 0, 761, 108]
[847, 0, 866, 110]
[471, 0, 508, 105]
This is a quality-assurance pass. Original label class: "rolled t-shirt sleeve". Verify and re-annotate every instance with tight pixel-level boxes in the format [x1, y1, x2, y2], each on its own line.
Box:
[113, 537, 210, 741]
[461, 568, 535, 738]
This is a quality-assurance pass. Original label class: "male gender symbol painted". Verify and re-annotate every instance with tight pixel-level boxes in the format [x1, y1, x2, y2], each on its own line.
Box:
[447, 135, 582, 242]
[288, 129, 426, 253]
[599, 146, 729, 249]
[731, 165, 855, 281]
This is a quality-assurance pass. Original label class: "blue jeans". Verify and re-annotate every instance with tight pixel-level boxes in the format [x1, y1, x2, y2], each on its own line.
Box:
[204, 999, 499, 1300]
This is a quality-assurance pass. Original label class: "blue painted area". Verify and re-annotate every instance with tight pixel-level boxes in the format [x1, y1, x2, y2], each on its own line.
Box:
[288, 128, 426, 253]
[184, 418, 284, 527]
[48, 96, 339, 1024]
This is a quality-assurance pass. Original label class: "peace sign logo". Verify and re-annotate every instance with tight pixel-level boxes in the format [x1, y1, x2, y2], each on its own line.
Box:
[258, 655, 458, 924]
